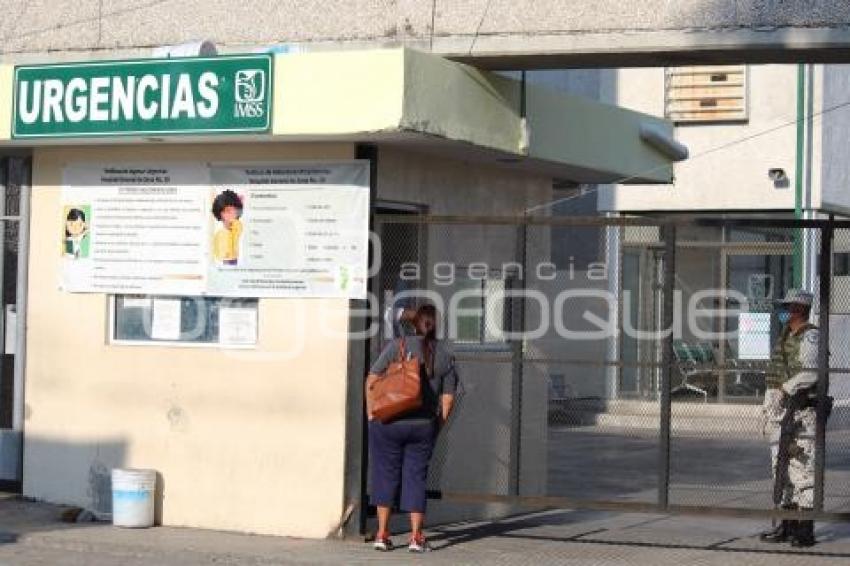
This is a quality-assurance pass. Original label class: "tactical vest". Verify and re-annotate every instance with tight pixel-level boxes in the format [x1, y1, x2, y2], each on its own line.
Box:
[765, 323, 818, 389]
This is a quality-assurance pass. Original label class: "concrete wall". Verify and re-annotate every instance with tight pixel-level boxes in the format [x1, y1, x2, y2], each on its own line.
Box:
[272, 48, 521, 156]
[600, 65, 804, 212]
[23, 141, 559, 535]
[375, 145, 552, 508]
[377, 146, 550, 216]
[527, 273, 610, 400]
[23, 142, 356, 538]
[820, 64, 850, 215]
[523, 76, 674, 184]
[2, 1, 850, 67]
[273, 50, 405, 137]
[0, 64, 10, 141]
[523, 70, 602, 101]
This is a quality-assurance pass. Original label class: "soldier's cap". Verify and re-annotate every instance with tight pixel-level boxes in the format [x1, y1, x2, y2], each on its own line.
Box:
[777, 288, 814, 306]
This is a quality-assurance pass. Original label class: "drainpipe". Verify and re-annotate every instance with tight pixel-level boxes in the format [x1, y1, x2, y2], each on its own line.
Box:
[793, 63, 805, 288]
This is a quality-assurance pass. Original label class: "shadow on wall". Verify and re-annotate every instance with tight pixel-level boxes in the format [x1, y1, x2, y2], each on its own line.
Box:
[20, 436, 164, 519]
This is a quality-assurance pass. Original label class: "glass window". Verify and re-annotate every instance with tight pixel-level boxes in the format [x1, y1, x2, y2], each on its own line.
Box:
[450, 276, 510, 346]
[112, 295, 259, 347]
[835, 252, 850, 276]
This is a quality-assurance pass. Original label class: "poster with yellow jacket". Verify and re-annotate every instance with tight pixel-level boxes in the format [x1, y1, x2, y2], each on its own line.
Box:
[211, 189, 244, 266]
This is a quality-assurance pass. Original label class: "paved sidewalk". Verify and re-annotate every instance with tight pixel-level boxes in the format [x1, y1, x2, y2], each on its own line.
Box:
[2, 495, 850, 565]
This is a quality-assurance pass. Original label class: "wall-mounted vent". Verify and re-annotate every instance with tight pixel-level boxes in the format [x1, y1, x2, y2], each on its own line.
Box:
[665, 66, 748, 124]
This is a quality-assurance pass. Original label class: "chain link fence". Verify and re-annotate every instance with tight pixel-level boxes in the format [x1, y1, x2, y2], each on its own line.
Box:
[367, 214, 850, 521]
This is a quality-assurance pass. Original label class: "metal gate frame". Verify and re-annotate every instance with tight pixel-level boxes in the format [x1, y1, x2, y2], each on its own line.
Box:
[0, 155, 31, 489]
[352, 214, 850, 536]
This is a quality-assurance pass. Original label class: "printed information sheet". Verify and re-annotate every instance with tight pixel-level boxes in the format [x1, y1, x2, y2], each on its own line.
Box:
[60, 161, 370, 298]
[61, 163, 209, 295]
[207, 163, 370, 297]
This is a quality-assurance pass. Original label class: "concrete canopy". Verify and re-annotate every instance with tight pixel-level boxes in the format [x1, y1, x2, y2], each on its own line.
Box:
[274, 48, 678, 184]
[0, 49, 678, 184]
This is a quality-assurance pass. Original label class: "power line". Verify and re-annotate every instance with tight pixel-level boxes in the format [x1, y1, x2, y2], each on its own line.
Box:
[524, 95, 850, 214]
[468, 0, 493, 56]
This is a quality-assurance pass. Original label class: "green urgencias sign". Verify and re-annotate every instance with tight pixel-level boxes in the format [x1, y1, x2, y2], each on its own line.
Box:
[12, 55, 272, 138]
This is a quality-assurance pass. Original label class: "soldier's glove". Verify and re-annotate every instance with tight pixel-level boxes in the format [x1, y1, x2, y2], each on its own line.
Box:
[761, 389, 785, 436]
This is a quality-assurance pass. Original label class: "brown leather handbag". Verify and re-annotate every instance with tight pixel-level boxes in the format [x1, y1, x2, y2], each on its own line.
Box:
[368, 339, 422, 423]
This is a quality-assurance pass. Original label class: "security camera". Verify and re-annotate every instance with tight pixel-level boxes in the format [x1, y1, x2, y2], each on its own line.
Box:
[768, 168, 788, 183]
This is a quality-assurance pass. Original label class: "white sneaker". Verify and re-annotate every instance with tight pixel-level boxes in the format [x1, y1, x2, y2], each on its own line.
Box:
[373, 533, 394, 552]
[408, 534, 431, 553]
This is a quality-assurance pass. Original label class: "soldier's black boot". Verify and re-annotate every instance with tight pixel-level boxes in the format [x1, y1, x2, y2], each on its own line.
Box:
[790, 520, 816, 547]
[760, 520, 793, 543]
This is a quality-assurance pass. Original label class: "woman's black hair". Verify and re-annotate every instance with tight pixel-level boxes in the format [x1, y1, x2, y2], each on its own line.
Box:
[415, 304, 438, 375]
[211, 190, 243, 221]
[65, 208, 86, 237]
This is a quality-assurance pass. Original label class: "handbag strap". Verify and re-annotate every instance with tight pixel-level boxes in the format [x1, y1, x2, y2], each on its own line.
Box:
[397, 338, 407, 362]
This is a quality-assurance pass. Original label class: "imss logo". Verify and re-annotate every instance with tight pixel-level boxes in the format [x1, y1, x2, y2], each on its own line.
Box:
[234, 69, 266, 118]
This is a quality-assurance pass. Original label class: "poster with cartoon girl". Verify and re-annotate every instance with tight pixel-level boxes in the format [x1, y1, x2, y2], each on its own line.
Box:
[211, 190, 244, 266]
[63, 205, 91, 259]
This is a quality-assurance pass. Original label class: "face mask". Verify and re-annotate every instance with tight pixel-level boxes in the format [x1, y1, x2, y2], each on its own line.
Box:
[777, 311, 791, 325]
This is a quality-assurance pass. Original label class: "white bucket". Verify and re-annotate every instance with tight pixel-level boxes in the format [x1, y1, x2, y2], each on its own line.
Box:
[111, 468, 156, 528]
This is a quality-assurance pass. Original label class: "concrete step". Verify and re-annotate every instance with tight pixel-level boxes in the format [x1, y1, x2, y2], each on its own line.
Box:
[594, 413, 761, 434]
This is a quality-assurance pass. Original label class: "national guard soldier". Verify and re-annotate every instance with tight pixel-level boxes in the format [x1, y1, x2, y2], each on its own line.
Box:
[759, 289, 821, 547]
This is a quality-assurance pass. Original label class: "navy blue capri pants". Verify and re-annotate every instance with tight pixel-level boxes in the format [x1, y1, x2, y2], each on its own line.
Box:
[367, 336, 458, 514]
[369, 419, 436, 513]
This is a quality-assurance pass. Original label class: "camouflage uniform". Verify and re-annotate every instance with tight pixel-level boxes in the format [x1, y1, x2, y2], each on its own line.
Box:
[763, 323, 819, 509]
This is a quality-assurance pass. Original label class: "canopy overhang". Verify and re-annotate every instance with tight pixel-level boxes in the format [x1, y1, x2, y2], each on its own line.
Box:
[0, 49, 683, 184]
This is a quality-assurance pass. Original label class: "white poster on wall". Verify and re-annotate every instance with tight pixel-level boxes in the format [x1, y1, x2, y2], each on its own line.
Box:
[60, 161, 370, 298]
[151, 298, 182, 340]
[207, 163, 370, 298]
[738, 312, 772, 360]
[61, 163, 209, 295]
[219, 307, 258, 345]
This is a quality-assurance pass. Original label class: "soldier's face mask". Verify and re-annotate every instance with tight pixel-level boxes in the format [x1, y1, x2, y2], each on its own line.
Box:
[777, 309, 791, 325]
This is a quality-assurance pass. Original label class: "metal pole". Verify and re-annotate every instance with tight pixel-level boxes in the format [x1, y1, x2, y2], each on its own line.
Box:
[718, 248, 728, 404]
[605, 216, 621, 400]
[508, 221, 527, 496]
[354, 144, 378, 537]
[658, 224, 675, 509]
[814, 222, 832, 512]
[0, 160, 5, 426]
[12, 158, 29, 436]
[802, 210, 819, 293]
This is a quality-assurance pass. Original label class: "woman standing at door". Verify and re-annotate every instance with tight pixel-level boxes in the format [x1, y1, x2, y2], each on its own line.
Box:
[365, 304, 457, 553]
